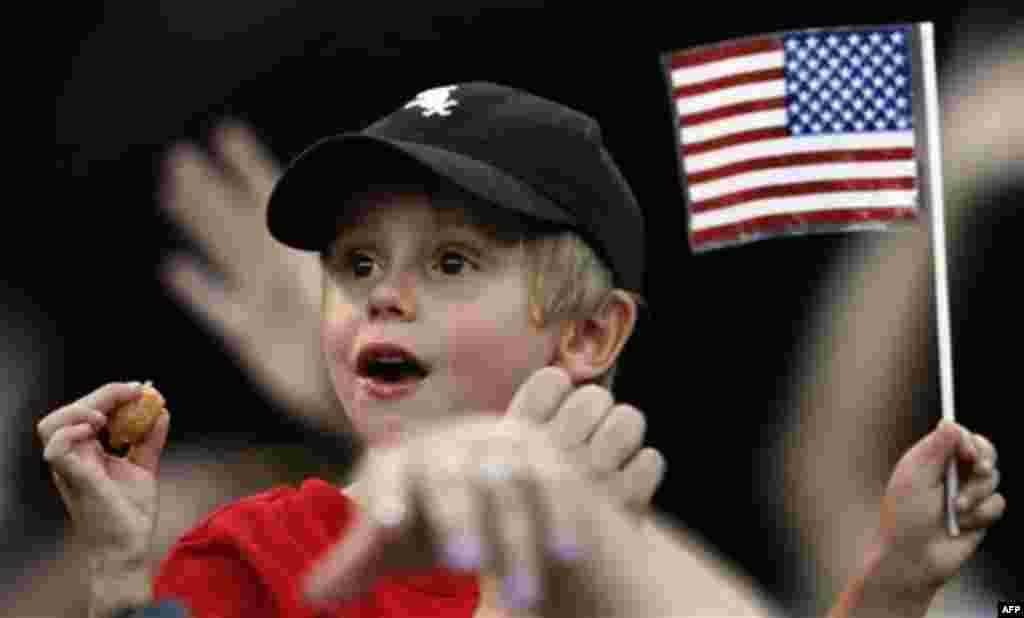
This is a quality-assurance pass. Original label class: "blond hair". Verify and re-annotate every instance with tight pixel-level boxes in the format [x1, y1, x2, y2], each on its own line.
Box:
[520, 230, 645, 390]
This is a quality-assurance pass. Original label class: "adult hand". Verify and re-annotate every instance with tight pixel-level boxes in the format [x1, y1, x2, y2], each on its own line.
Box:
[157, 122, 347, 434]
[504, 367, 665, 518]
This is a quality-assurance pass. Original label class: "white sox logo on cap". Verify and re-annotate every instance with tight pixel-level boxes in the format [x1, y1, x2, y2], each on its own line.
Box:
[403, 85, 460, 117]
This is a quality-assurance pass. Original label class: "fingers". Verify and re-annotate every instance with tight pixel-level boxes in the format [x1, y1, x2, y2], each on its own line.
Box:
[160, 143, 256, 277]
[612, 447, 666, 510]
[545, 384, 614, 451]
[37, 382, 142, 444]
[958, 493, 1007, 531]
[43, 423, 102, 489]
[159, 252, 247, 340]
[419, 448, 489, 573]
[480, 458, 544, 609]
[504, 367, 574, 424]
[970, 432, 997, 470]
[906, 420, 972, 485]
[211, 121, 281, 202]
[586, 404, 645, 477]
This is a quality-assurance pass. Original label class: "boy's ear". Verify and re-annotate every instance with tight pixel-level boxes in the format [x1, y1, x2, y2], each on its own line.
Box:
[553, 290, 637, 385]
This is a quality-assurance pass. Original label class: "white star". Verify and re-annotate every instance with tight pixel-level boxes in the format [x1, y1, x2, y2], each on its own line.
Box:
[832, 120, 845, 131]
[884, 86, 896, 98]
[883, 65, 895, 77]
[894, 75, 907, 88]
[871, 54, 884, 67]
[852, 76, 864, 89]
[874, 118, 887, 130]
[810, 100, 822, 112]
[885, 108, 897, 119]
[850, 55, 863, 68]
[786, 39, 801, 51]
[896, 96, 908, 109]
[839, 45, 851, 57]
[822, 110, 834, 122]
[787, 60, 801, 73]
[890, 31, 904, 45]
[827, 34, 840, 47]
[850, 34, 862, 46]
[874, 97, 886, 109]
[854, 120, 867, 131]
[817, 45, 830, 58]
[807, 36, 819, 48]
[789, 102, 802, 114]
[801, 113, 812, 124]
[840, 67, 853, 80]
[852, 98, 865, 110]
[870, 32, 883, 45]
[810, 79, 821, 91]
[808, 58, 820, 70]
[812, 122, 824, 133]
[896, 117, 909, 129]
[882, 43, 893, 55]
[829, 77, 842, 90]
[797, 48, 809, 61]
[842, 110, 855, 121]
[864, 108, 877, 120]
[860, 44, 872, 57]
[830, 99, 843, 111]
[840, 87, 853, 100]
[793, 124, 804, 134]
[893, 55, 905, 66]
[873, 76, 885, 88]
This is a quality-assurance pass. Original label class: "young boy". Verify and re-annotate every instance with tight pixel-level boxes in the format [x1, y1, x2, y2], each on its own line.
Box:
[39, 82, 1004, 618]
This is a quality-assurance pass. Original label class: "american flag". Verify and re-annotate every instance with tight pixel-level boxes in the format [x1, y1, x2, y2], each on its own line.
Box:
[662, 26, 923, 252]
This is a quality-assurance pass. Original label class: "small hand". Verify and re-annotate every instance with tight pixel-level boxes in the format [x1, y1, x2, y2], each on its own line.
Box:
[38, 382, 170, 561]
[877, 420, 1005, 590]
[157, 121, 346, 433]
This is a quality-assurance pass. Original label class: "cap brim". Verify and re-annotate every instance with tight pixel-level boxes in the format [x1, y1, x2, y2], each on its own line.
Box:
[266, 134, 576, 252]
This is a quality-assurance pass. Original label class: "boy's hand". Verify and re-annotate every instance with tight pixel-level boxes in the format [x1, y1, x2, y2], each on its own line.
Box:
[38, 382, 170, 565]
[876, 420, 1005, 592]
[157, 122, 347, 434]
[504, 367, 666, 516]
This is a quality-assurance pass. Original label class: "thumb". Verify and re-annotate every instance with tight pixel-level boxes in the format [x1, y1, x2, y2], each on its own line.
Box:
[127, 411, 171, 473]
[908, 420, 975, 485]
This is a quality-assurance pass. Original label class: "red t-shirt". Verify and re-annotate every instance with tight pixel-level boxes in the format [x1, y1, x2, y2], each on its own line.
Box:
[153, 478, 481, 618]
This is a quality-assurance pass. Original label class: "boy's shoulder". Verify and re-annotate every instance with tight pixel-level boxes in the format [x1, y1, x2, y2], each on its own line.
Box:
[172, 477, 355, 550]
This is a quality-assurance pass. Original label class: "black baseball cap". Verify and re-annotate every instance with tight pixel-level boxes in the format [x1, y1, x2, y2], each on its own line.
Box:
[266, 82, 645, 294]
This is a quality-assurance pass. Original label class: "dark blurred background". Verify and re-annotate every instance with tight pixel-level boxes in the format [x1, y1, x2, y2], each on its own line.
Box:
[35, 2, 1022, 611]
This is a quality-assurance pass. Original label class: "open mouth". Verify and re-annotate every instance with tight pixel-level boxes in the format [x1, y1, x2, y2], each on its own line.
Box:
[356, 343, 430, 384]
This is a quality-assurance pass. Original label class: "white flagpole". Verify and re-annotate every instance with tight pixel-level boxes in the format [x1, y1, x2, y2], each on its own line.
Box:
[919, 22, 960, 536]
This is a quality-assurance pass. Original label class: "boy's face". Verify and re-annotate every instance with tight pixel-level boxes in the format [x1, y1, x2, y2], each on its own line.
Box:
[321, 191, 560, 443]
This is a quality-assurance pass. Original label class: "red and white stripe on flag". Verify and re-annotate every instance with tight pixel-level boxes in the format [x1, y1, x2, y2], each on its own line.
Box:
[662, 26, 923, 252]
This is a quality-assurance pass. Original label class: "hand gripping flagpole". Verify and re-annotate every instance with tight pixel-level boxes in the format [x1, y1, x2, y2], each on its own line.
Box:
[919, 22, 960, 536]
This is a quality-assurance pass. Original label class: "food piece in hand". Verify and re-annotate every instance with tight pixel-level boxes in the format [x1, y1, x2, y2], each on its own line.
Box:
[108, 381, 168, 449]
